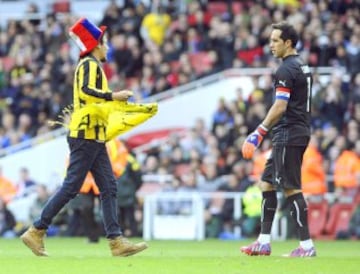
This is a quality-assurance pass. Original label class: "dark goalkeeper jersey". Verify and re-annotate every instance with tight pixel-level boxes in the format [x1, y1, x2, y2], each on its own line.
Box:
[272, 54, 312, 146]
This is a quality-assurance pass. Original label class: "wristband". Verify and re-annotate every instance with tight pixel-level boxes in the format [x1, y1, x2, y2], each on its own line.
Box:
[256, 124, 268, 136]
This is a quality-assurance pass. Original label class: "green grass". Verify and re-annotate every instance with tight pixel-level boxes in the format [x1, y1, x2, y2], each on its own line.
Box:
[0, 238, 358, 274]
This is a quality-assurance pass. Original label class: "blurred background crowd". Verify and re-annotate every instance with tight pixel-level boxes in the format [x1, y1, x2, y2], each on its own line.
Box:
[0, 0, 360, 240]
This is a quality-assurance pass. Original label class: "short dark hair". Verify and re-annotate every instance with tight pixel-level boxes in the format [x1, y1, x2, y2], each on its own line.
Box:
[272, 21, 298, 48]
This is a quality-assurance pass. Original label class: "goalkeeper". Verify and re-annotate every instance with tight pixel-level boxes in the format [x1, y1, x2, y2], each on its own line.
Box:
[240, 21, 316, 257]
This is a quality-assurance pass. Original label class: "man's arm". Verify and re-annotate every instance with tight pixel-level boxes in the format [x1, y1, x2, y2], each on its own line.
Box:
[81, 60, 113, 100]
[261, 99, 288, 129]
[81, 60, 133, 101]
[242, 65, 292, 159]
[242, 99, 288, 159]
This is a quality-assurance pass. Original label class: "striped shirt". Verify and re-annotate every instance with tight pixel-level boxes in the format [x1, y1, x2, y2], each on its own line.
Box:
[68, 55, 113, 141]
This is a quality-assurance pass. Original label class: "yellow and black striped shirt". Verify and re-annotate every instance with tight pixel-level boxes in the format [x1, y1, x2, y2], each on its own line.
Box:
[68, 55, 113, 141]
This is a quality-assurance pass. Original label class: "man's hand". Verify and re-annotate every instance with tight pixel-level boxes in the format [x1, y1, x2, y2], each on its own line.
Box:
[112, 90, 133, 101]
[241, 124, 268, 159]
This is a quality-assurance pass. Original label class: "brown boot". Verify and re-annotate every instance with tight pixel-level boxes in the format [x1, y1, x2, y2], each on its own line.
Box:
[109, 236, 148, 257]
[20, 226, 48, 256]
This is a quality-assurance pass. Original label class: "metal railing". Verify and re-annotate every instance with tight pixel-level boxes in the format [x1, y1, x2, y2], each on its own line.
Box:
[141, 191, 287, 241]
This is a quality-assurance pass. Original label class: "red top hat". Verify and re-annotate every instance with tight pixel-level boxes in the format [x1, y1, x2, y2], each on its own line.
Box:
[69, 17, 107, 57]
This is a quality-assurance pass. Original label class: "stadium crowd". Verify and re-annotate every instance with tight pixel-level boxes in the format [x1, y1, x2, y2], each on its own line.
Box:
[0, 0, 360, 239]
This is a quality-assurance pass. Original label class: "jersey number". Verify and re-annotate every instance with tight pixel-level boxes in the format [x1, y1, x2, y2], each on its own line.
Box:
[306, 76, 311, 112]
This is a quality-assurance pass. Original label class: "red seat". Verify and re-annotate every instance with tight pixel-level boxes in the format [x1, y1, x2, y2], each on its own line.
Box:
[237, 46, 264, 65]
[207, 2, 228, 15]
[170, 61, 181, 72]
[324, 203, 355, 238]
[137, 182, 164, 205]
[355, 191, 360, 205]
[231, 2, 243, 14]
[125, 77, 140, 89]
[126, 128, 186, 149]
[103, 63, 115, 79]
[137, 182, 163, 195]
[53, 0, 71, 13]
[307, 199, 329, 238]
[1, 57, 15, 72]
[188, 52, 212, 75]
[174, 164, 192, 177]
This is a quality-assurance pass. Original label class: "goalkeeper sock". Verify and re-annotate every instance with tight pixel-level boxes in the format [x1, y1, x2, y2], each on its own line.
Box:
[258, 234, 271, 244]
[260, 190, 278, 235]
[287, 193, 311, 241]
[300, 239, 314, 250]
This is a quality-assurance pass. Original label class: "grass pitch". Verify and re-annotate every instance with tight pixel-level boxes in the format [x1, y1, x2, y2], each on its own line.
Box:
[0, 237, 358, 274]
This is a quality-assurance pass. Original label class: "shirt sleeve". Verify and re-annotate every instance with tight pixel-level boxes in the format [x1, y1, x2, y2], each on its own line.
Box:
[81, 60, 112, 101]
[274, 66, 292, 102]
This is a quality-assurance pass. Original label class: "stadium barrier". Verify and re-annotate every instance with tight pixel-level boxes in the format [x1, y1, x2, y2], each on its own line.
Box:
[141, 191, 287, 241]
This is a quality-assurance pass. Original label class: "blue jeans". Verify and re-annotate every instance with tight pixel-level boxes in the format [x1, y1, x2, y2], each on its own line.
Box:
[34, 137, 121, 238]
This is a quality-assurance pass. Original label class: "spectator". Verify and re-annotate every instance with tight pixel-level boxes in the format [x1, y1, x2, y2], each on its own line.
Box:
[110, 33, 133, 77]
[350, 72, 360, 105]
[142, 155, 160, 175]
[162, 39, 182, 62]
[117, 153, 143, 237]
[231, 160, 253, 192]
[211, 97, 233, 132]
[43, 13, 66, 55]
[218, 172, 244, 235]
[318, 124, 339, 157]
[240, 181, 262, 237]
[301, 135, 327, 197]
[245, 101, 267, 133]
[50, 43, 74, 93]
[118, 5, 143, 39]
[336, 203, 360, 240]
[14, 167, 36, 199]
[185, 28, 205, 53]
[126, 35, 143, 77]
[346, 33, 360, 78]
[317, 75, 347, 131]
[27, 184, 66, 236]
[251, 145, 271, 182]
[177, 170, 200, 215]
[99, 1, 121, 32]
[12, 81, 40, 123]
[17, 113, 35, 141]
[157, 176, 182, 215]
[204, 191, 224, 238]
[65, 174, 103, 243]
[29, 184, 50, 224]
[346, 119, 359, 148]
[198, 159, 224, 192]
[0, 197, 16, 238]
[140, 4, 171, 48]
[0, 167, 16, 203]
[334, 141, 360, 197]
